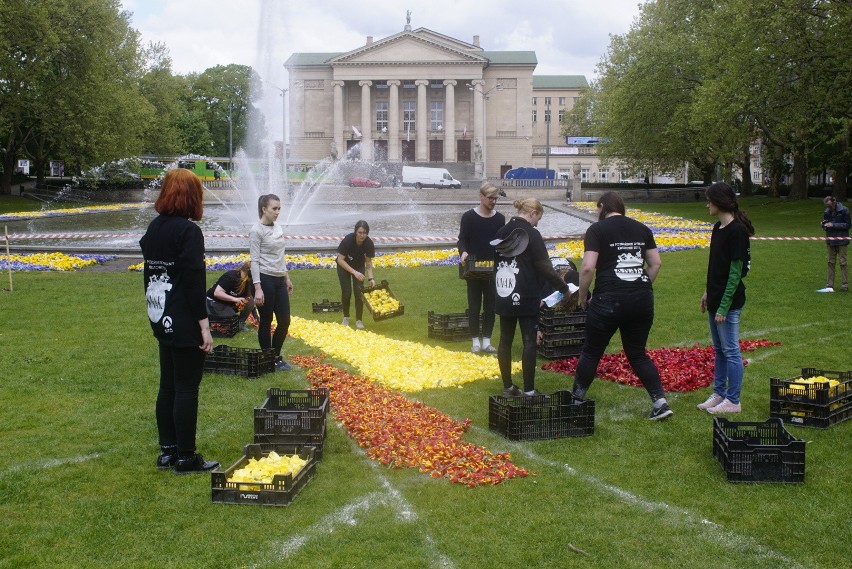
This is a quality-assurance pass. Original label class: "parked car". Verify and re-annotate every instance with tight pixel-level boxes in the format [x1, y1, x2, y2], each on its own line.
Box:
[348, 176, 382, 188]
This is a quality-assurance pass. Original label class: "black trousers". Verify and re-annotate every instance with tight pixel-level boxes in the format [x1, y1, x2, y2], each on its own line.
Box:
[466, 277, 496, 339]
[337, 266, 365, 320]
[156, 343, 205, 454]
[497, 314, 539, 391]
[258, 274, 291, 356]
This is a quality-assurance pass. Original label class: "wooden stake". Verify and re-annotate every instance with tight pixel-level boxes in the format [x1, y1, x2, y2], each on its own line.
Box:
[4, 225, 12, 292]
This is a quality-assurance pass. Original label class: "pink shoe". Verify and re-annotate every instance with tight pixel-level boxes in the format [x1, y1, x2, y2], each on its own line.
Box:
[707, 399, 741, 414]
[697, 393, 724, 410]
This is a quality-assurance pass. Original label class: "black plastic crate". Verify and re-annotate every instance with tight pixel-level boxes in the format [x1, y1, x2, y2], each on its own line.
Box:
[253, 426, 326, 460]
[489, 390, 595, 441]
[312, 298, 343, 313]
[209, 314, 239, 338]
[458, 255, 495, 280]
[712, 417, 805, 483]
[428, 327, 472, 342]
[538, 330, 585, 349]
[426, 310, 487, 342]
[537, 343, 583, 360]
[360, 279, 405, 321]
[770, 368, 852, 406]
[203, 345, 275, 379]
[769, 398, 852, 429]
[538, 306, 587, 328]
[211, 444, 318, 506]
[254, 388, 329, 438]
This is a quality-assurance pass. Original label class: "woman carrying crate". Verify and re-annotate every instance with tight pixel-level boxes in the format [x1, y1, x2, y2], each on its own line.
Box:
[336, 220, 376, 329]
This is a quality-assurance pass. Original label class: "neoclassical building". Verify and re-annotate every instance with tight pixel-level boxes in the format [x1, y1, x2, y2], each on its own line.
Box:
[284, 23, 590, 180]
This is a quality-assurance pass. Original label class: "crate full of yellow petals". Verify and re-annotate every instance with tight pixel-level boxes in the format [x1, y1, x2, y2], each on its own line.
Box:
[211, 444, 318, 506]
[360, 279, 405, 321]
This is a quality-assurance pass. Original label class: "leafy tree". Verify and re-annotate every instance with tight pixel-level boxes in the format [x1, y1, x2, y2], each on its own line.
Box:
[138, 42, 187, 156]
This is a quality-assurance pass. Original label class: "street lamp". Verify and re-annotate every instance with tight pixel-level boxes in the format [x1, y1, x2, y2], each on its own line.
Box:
[545, 100, 551, 184]
[228, 102, 233, 171]
[468, 82, 503, 180]
[276, 87, 289, 187]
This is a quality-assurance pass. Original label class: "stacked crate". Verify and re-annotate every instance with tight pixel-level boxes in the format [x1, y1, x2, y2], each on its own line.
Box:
[253, 388, 330, 459]
[713, 417, 805, 483]
[537, 307, 586, 359]
[203, 345, 275, 379]
[769, 368, 852, 428]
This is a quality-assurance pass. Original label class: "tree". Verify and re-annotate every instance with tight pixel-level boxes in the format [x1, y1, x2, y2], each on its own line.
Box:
[138, 42, 188, 156]
[0, 0, 151, 192]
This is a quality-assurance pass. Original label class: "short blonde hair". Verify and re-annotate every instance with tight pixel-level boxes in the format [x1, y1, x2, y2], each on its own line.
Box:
[513, 198, 543, 215]
[480, 182, 500, 198]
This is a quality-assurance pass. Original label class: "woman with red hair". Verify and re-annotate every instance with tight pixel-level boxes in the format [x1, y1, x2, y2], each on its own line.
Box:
[140, 168, 219, 474]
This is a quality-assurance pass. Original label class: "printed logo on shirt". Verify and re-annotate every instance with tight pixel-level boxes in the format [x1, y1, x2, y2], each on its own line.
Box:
[495, 259, 519, 298]
[162, 316, 173, 333]
[146, 273, 172, 323]
[614, 248, 648, 283]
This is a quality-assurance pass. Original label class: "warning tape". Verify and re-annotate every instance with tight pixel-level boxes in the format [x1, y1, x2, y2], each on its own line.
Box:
[1, 232, 581, 243]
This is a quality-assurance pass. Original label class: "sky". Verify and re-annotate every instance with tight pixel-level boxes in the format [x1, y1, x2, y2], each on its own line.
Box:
[123, 0, 644, 81]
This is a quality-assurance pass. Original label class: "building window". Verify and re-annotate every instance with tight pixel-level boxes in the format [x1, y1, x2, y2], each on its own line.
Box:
[599, 170, 609, 182]
[430, 101, 444, 131]
[430, 79, 444, 89]
[544, 97, 552, 105]
[620, 170, 630, 181]
[376, 101, 388, 132]
[375, 80, 388, 89]
[558, 110, 566, 122]
[559, 97, 566, 106]
[532, 110, 537, 123]
[402, 80, 415, 89]
[403, 101, 416, 133]
[531, 97, 538, 105]
[581, 168, 590, 181]
[544, 109, 551, 123]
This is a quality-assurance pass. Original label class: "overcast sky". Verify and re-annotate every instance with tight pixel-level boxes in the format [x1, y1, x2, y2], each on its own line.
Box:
[123, 0, 644, 81]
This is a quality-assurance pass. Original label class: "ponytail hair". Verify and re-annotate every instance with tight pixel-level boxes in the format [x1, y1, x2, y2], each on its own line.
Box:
[706, 182, 755, 236]
[513, 198, 543, 216]
[235, 261, 251, 296]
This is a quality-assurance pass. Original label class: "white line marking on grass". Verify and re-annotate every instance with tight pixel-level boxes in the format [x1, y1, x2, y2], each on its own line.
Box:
[1, 453, 101, 476]
[249, 440, 455, 569]
[503, 444, 806, 569]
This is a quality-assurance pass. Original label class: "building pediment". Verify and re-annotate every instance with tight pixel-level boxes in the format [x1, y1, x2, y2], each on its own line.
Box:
[329, 29, 487, 67]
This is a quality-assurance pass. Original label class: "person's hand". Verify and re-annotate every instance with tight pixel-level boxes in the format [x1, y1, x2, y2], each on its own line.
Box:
[255, 289, 265, 307]
[286, 278, 294, 295]
[715, 312, 727, 324]
[700, 292, 707, 313]
[579, 295, 589, 311]
[355, 271, 365, 282]
[459, 252, 468, 264]
[199, 327, 213, 353]
[536, 330, 543, 345]
[824, 221, 833, 228]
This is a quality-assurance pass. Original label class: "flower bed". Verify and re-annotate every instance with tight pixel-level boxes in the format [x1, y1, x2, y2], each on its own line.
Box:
[542, 340, 780, 392]
[292, 355, 529, 487]
[0, 252, 116, 271]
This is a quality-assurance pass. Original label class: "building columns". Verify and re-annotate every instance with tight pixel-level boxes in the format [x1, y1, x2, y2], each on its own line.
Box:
[359, 80, 373, 161]
[388, 80, 400, 162]
[332, 81, 344, 161]
[443, 80, 457, 162]
[415, 79, 429, 162]
[470, 79, 485, 177]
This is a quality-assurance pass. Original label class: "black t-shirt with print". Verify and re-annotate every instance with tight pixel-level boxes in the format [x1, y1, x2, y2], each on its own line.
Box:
[337, 232, 376, 273]
[207, 270, 246, 299]
[706, 220, 750, 314]
[584, 215, 657, 294]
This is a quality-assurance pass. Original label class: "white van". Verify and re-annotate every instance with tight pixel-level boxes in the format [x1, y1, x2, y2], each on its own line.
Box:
[401, 166, 462, 189]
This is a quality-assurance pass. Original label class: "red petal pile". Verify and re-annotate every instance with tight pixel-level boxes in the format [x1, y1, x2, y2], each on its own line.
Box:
[292, 355, 530, 487]
[541, 339, 780, 392]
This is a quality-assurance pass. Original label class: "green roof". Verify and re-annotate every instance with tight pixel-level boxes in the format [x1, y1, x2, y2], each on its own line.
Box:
[284, 53, 344, 67]
[481, 51, 537, 65]
[533, 75, 588, 89]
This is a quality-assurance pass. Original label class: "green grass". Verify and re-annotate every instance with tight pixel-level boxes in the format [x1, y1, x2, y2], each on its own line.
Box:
[1, 197, 849, 568]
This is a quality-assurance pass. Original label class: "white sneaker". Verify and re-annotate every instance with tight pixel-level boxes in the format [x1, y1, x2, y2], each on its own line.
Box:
[707, 399, 742, 414]
[355, 320, 364, 329]
[816, 287, 834, 293]
[342, 317, 350, 326]
[697, 393, 725, 410]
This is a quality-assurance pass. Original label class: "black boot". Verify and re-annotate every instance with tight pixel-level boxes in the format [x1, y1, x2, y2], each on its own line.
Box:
[156, 445, 178, 470]
[174, 453, 219, 475]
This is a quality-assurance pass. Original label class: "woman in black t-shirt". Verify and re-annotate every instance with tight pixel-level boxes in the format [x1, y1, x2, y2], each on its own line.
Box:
[206, 261, 255, 329]
[697, 183, 754, 415]
[140, 168, 219, 474]
[336, 220, 376, 329]
[571, 191, 673, 421]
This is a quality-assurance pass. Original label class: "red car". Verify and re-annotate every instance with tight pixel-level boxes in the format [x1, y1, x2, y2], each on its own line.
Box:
[348, 176, 382, 188]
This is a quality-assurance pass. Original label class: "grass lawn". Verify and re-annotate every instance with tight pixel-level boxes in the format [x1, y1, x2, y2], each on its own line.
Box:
[0, 196, 849, 568]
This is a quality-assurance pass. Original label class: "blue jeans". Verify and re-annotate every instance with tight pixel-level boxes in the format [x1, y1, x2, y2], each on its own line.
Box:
[708, 308, 743, 404]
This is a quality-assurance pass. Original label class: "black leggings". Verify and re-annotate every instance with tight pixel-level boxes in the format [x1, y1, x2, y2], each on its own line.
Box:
[156, 343, 205, 454]
[497, 314, 539, 391]
[337, 266, 364, 320]
[258, 273, 291, 356]
[466, 277, 496, 339]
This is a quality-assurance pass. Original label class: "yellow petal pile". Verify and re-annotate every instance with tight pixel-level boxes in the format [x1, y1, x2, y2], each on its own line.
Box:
[290, 316, 521, 392]
[228, 451, 308, 485]
[363, 288, 401, 316]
